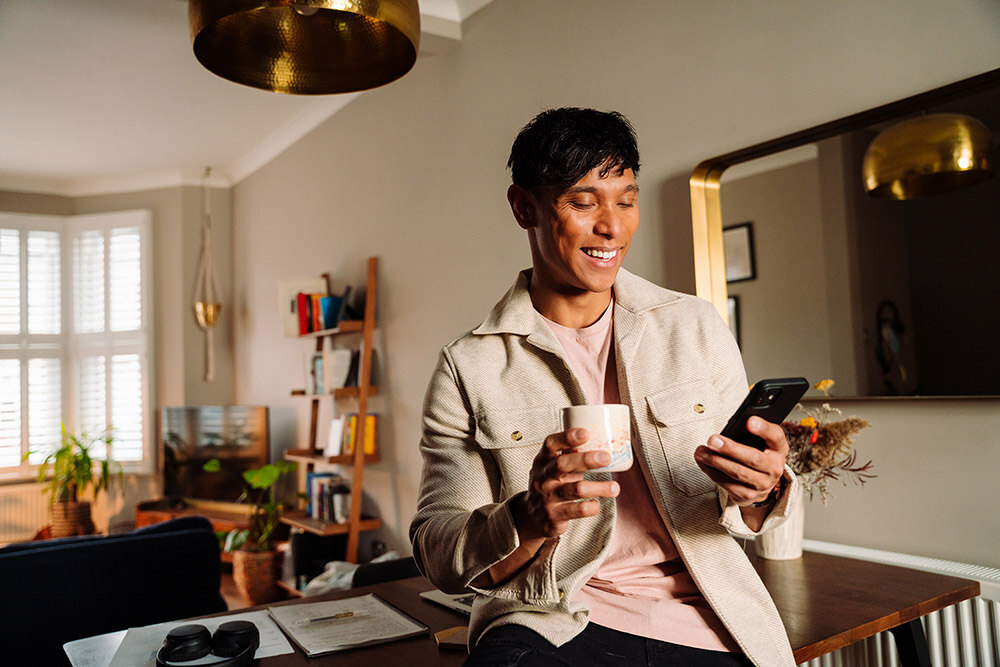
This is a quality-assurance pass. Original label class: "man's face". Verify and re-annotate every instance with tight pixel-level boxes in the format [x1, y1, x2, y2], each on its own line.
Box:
[522, 165, 639, 300]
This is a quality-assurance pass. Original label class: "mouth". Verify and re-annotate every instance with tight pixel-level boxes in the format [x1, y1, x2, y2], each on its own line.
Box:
[582, 248, 619, 262]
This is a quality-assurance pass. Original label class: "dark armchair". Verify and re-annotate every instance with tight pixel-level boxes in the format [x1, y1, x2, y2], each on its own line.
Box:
[0, 516, 227, 665]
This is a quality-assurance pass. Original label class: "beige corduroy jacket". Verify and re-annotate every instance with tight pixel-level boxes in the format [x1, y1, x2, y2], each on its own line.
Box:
[409, 268, 799, 666]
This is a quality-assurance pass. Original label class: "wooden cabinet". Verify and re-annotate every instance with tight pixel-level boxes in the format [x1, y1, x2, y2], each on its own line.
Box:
[280, 257, 381, 565]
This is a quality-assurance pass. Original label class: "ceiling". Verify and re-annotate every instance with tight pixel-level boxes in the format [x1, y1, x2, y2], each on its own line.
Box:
[0, 0, 492, 196]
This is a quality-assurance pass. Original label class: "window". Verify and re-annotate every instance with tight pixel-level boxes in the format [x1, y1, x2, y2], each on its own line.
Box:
[0, 210, 153, 479]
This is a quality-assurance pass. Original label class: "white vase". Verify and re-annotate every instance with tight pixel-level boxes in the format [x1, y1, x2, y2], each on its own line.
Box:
[755, 498, 805, 560]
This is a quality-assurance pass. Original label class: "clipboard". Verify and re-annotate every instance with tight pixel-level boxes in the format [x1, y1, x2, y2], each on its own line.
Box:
[268, 593, 429, 657]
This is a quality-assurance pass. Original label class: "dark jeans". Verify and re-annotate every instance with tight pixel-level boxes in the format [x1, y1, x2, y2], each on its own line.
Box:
[464, 623, 754, 666]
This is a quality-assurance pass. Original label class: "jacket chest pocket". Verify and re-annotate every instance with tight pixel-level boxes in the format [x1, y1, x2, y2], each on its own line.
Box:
[475, 406, 562, 496]
[646, 382, 721, 497]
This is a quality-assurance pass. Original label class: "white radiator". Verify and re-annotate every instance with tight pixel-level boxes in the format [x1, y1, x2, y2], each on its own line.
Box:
[797, 540, 1000, 667]
[0, 483, 48, 545]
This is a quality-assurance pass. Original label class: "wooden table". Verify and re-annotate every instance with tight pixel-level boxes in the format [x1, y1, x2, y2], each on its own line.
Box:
[749, 550, 980, 665]
[85, 549, 976, 666]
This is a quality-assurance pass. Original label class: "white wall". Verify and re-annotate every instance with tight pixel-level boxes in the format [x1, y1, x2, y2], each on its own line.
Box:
[233, 0, 1000, 566]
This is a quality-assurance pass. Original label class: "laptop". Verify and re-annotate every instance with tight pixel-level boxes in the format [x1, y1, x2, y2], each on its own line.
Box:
[419, 589, 476, 615]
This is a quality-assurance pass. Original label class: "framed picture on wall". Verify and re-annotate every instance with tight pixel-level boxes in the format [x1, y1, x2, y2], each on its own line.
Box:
[727, 295, 740, 347]
[723, 222, 756, 283]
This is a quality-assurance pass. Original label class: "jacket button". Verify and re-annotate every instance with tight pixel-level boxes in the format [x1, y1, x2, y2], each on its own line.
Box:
[694, 403, 706, 414]
[511, 431, 523, 441]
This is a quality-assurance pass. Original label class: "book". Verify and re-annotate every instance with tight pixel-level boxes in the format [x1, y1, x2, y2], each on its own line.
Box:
[297, 292, 311, 335]
[325, 415, 345, 457]
[278, 278, 326, 337]
[343, 413, 377, 456]
[434, 625, 469, 651]
[304, 352, 325, 395]
[306, 472, 334, 517]
[267, 593, 429, 657]
[323, 348, 353, 390]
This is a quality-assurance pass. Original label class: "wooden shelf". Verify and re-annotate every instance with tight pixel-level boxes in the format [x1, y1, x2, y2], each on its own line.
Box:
[291, 386, 378, 399]
[297, 320, 363, 337]
[286, 257, 380, 565]
[281, 512, 382, 537]
[285, 449, 380, 465]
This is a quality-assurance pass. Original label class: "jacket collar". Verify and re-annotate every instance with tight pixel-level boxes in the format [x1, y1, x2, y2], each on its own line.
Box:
[473, 268, 681, 361]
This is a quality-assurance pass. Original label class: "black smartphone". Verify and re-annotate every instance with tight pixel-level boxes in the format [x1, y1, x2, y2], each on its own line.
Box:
[720, 377, 809, 450]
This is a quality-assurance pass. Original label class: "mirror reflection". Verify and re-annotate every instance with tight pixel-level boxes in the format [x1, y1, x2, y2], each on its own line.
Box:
[702, 73, 1000, 398]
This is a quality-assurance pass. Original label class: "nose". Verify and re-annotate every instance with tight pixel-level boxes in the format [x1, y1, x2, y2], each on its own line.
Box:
[593, 202, 626, 239]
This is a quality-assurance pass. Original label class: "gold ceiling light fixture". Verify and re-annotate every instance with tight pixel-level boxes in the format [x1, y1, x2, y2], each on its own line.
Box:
[862, 112, 994, 200]
[188, 0, 421, 95]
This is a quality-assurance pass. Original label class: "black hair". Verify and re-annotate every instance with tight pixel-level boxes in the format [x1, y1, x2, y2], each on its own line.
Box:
[507, 107, 640, 193]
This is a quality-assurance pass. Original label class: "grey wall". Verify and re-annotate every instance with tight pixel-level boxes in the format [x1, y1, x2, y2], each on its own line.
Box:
[231, 0, 1000, 567]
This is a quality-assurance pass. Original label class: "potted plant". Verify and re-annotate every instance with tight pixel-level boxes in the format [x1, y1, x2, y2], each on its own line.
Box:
[203, 458, 298, 605]
[756, 379, 875, 560]
[26, 424, 122, 538]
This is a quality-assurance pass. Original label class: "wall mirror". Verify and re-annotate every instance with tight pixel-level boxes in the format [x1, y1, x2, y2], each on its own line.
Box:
[690, 69, 1000, 399]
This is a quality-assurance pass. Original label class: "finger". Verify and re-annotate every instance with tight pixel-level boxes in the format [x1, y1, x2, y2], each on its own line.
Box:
[704, 434, 771, 473]
[695, 458, 772, 503]
[543, 428, 589, 456]
[747, 416, 789, 455]
[696, 446, 772, 488]
[554, 479, 620, 502]
[547, 497, 603, 523]
[552, 448, 611, 476]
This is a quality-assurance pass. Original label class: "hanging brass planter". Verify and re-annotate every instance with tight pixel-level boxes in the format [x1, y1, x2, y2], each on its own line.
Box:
[194, 168, 223, 382]
[188, 0, 421, 95]
[194, 301, 222, 329]
[862, 113, 994, 200]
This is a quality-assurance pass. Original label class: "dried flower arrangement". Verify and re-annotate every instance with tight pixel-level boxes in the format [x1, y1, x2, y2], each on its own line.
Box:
[781, 380, 876, 504]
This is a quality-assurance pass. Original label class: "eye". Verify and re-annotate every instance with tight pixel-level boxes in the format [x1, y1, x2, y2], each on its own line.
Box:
[618, 199, 636, 208]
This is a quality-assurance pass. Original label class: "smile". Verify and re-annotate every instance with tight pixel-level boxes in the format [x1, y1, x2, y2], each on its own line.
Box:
[583, 248, 618, 261]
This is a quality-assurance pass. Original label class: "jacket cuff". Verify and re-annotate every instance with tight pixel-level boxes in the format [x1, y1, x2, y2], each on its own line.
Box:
[718, 465, 801, 537]
[466, 492, 561, 603]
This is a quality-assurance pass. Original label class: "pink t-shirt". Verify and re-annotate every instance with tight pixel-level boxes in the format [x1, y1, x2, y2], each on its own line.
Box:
[543, 302, 739, 652]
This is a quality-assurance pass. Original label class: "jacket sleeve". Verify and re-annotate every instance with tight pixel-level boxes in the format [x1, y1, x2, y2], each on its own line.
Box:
[408, 347, 558, 599]
[704, 307, 803, 536]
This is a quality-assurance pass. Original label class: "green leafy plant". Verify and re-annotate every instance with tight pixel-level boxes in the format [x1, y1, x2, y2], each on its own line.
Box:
[26, 424, 122, 506]
[202, 458, 299, 552]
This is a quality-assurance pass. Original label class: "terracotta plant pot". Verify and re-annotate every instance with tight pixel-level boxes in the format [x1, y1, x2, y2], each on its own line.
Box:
[232, 549, 280, 606]
[50, 501, 96, 538]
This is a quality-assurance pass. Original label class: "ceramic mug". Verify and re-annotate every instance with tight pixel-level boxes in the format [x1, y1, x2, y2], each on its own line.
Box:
[561, 404, 632, 473]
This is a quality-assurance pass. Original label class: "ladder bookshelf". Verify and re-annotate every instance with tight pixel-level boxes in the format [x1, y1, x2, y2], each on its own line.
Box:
[281, 256, 381, 565]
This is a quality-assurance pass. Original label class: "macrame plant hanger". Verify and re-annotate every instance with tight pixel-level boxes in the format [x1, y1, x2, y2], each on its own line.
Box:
[193, 167, 222, 381]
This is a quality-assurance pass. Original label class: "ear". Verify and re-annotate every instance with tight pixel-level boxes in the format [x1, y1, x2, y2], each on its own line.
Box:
[507, 184, 537, 230]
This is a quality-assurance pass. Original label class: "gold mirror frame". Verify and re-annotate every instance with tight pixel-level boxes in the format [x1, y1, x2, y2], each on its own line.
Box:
[689, 68, 1000, 324]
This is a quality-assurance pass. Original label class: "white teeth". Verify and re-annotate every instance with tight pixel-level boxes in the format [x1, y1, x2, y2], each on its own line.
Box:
[584, 248, 616, 260]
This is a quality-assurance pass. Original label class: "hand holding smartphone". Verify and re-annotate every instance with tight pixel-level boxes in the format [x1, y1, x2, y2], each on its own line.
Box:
[720, 377, 809, 450]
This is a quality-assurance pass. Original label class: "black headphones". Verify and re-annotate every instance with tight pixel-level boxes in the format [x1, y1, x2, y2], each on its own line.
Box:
[155, 620, 259, 666]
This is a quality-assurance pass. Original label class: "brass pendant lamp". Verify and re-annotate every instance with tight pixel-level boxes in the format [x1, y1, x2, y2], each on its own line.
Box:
[862, 113, 994, 200]
[188, 0, 421, 95]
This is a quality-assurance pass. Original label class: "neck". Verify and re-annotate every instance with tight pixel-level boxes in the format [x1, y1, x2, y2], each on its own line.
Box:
[528, 282, 613, 328]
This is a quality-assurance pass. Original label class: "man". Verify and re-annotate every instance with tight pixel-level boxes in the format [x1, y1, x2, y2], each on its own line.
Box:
[410, 108, 800, 666]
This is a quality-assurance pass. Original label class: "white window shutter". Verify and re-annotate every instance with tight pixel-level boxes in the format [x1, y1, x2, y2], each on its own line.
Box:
[27, 230, 61, 335]
[0, 229, 19, 335]
[0, 359, 21, 468]
[27, 357, 61, 461]
[74, 230, 105, 334]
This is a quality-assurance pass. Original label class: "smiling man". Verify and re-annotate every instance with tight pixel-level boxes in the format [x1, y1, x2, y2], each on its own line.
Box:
[410, 108, 800, 666]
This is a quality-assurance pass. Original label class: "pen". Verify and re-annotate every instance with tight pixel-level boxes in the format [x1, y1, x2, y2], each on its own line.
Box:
[305, 611, 356, 624]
